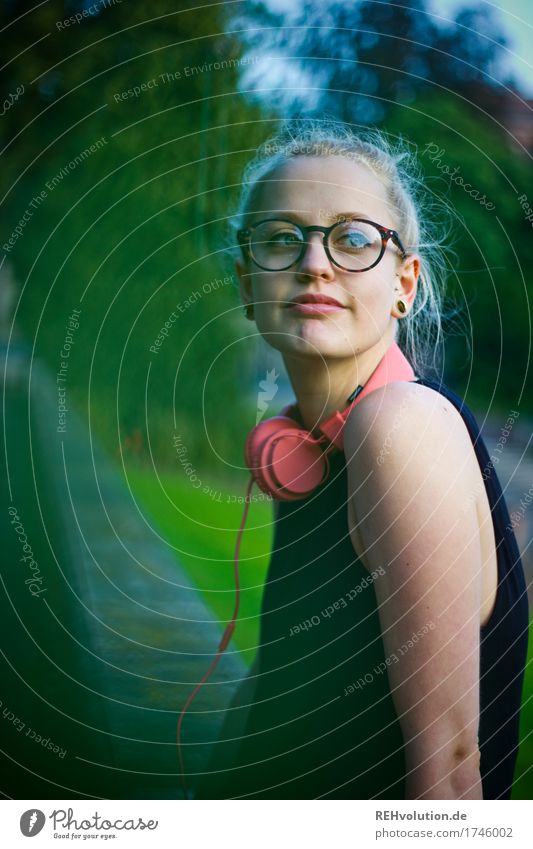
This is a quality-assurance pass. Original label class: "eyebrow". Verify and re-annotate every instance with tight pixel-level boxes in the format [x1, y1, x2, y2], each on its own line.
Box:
[274, 211, 371, 223]
[324, 211, 369, 223]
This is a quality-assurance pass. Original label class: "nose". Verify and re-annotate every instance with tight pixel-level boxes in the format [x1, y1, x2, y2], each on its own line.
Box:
[295, 231, 336, 283]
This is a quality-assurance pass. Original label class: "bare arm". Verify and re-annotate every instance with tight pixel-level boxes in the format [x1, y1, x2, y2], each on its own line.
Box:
[344, 382, 483, 800]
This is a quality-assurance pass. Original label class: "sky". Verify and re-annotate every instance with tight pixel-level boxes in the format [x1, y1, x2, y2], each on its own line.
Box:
[431, 0, 533, 95]
[262, 0, 533, 97]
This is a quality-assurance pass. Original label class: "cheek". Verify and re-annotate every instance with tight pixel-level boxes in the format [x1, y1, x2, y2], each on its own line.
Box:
[345, 272, 394, 315]
[253, 275, 290, 311]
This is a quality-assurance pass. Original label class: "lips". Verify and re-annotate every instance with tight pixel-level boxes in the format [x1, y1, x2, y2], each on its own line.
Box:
[288, 293, 346, 314]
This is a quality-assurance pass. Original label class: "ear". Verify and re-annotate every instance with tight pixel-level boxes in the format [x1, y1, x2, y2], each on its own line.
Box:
[392, 253, 420, 317]
[235, 255, 253, 307]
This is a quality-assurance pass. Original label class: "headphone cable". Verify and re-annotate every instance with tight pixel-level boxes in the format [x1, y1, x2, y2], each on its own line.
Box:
[176, 474, 255, 799]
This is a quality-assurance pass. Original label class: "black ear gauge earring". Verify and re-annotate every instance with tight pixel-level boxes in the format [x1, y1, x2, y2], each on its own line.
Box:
[243, 303, 255, 320]
[396, 299, 407, 314]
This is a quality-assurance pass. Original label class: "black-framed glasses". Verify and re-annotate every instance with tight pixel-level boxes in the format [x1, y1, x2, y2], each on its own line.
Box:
[237, 217, 407, 273]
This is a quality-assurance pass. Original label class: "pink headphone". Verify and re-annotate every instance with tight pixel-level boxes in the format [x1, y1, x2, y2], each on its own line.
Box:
[177, 340, 416, 797]
[245, 340, 416, 500]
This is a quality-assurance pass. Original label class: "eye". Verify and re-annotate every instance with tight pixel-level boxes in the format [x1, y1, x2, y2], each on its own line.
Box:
[269, 229, 301, 246]
[254, 222, 304, 249]
[332, 223, 377, 251]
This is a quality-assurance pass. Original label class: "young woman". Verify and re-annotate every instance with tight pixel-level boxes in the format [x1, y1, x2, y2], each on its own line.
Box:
[196, 119, 529, 800]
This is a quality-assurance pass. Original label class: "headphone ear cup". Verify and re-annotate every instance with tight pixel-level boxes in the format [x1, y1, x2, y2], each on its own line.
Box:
[245, 417, 301, 497]
[245, 416, 298, 473]
[245, 417, 330, 501]
[264, 430, 330, 499]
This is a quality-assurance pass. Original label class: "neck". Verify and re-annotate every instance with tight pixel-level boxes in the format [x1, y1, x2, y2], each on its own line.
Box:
[282, 324, 397, 433]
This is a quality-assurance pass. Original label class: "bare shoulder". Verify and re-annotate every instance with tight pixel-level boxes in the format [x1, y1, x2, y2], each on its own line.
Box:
[344, 379, 475, 469]
[344, 380, 482, 577]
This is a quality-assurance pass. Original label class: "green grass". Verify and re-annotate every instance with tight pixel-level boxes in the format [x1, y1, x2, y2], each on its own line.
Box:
[126, 463, 274, 664]
[512, 628, 533, 799]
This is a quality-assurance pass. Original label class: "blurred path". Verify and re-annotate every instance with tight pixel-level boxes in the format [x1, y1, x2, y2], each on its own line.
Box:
[1, 320, 246, 800]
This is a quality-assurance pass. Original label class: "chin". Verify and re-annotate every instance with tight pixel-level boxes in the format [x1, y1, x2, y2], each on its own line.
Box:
[278, 335, 356, 360]
[257, 315, 356, 356]
[292, 320, 357, 355]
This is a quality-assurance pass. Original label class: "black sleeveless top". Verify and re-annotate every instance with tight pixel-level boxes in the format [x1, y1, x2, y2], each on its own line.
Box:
[209, 378, 529, 800]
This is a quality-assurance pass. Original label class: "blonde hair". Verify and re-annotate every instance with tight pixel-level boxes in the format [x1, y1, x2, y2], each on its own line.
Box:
[225, 116, 455, 378]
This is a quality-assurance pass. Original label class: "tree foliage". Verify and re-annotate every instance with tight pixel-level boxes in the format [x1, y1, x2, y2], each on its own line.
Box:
[1, 0, 271, 473]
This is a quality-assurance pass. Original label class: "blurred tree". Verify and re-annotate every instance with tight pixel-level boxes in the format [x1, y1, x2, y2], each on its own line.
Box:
[387, 93, 533, 413]
[433, 6, 510, 90]
[228, 0, 514, 122]
[0, 0, 271, 477]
